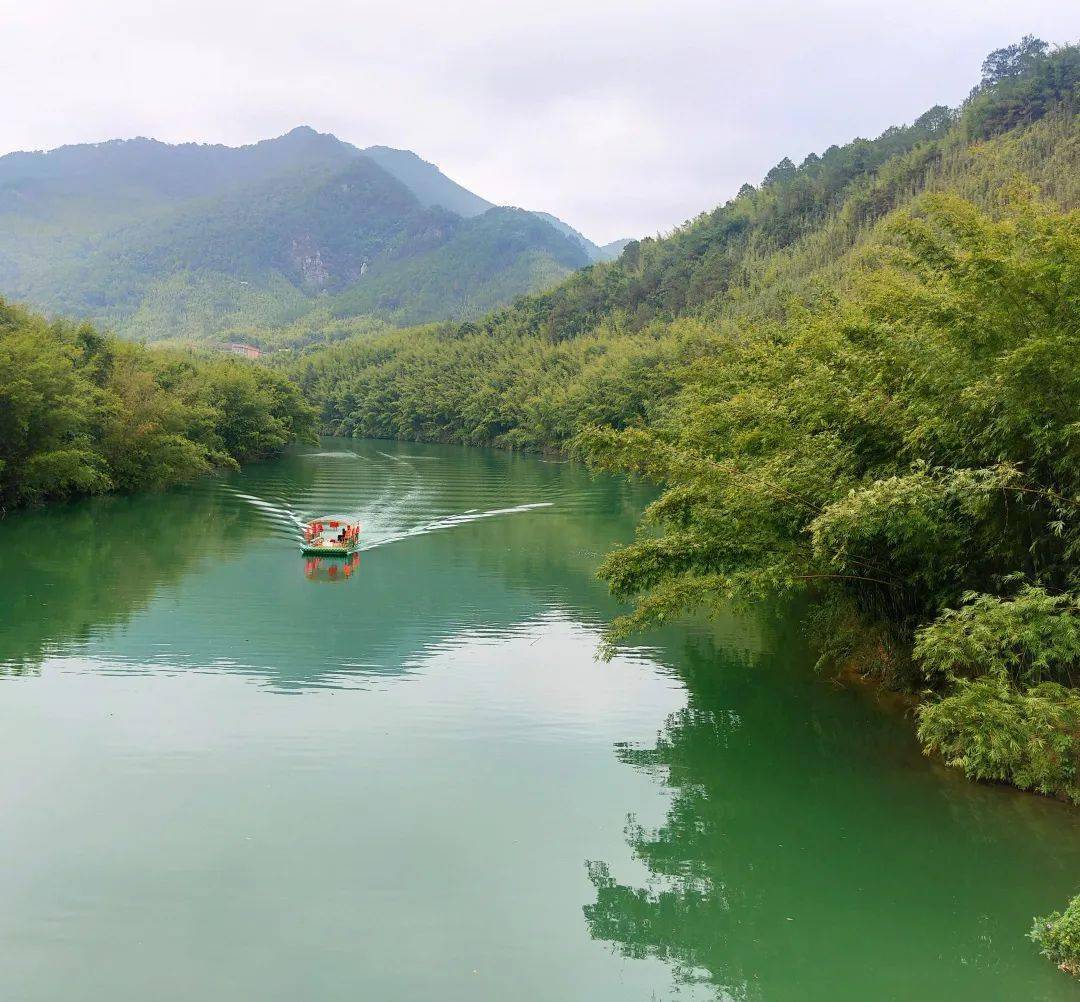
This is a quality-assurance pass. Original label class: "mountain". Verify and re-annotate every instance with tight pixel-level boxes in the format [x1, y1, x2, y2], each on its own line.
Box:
[527, 212, 628, 262]
[321, 206, 590, 325]
[0, 126, 602, 342]
[361, 145, 493, 217]
[362, 148, 630, 262]
[597, 237, 632, 259]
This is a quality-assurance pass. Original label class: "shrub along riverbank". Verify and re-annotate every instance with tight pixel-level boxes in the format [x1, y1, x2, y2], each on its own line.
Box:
[0, 299, 315, 511]
[286, 40, 1080, 970]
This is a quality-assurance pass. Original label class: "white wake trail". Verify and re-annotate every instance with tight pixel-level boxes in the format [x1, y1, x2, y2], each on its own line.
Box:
[225, 485, 552, 549]
[358, 502, 553, 551]
[226, 489, 308, 532]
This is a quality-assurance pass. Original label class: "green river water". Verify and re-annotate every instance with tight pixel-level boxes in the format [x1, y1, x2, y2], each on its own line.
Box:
[0, 438, 1077, 1001]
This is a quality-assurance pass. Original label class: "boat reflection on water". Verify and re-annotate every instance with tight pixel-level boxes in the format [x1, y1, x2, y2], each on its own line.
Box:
[303, 551, 362, 583]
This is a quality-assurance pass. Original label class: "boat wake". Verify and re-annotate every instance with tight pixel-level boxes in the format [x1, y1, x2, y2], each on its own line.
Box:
[226, 490, 308, 532]
[356, 502, 553, 551]
[301, 450, 366, 459]
[224, 486, 552, 550]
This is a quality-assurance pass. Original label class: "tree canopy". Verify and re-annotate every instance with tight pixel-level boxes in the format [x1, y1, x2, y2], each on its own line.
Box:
[0, 300, 315, 509]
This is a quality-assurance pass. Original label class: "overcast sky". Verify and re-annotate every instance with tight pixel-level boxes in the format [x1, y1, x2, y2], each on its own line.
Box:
[1, 1, 1077, 242]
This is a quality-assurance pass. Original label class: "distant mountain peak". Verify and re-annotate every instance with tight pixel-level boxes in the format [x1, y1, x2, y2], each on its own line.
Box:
[273, 125, 340, 146]
[527, 211, 630, 263]
[361, 145, 493, 218]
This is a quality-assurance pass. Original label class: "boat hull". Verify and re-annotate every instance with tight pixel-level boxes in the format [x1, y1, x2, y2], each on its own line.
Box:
[300, 543, 358, 557]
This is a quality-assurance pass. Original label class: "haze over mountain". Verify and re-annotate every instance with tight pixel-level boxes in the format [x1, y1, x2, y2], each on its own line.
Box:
[0, 126, 627, 343]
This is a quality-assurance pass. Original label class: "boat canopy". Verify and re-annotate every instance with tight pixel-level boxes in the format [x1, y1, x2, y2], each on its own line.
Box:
[306, 515, 359, 528]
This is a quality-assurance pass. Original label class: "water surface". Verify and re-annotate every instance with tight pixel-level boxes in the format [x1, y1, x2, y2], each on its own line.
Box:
[0, 439, 1077, 1000]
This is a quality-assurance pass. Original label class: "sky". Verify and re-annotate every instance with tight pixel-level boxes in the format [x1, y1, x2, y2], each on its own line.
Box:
[1, 0, 1077, 242]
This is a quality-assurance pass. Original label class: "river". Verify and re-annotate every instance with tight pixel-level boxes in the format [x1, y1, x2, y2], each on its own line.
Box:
[0, 438, 1077, 1000]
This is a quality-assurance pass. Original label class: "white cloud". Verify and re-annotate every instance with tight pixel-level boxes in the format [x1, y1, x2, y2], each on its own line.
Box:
[0, 0, 1077, 241]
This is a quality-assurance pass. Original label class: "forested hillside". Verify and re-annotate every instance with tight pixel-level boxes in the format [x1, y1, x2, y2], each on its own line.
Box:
[296, 42, 1077, 441]
[0, 127, 606, 343]
[0, 299, 314, 510]
[292, 38, 1080, 829]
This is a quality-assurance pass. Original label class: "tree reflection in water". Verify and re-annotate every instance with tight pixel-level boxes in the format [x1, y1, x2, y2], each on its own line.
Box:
[0, 486, 257, 675]
[582, 624, 1080, 1001]
[585, 635, 757, 1000]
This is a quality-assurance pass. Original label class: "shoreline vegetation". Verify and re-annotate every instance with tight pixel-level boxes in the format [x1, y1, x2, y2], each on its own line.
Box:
[286, 38, 1080, 970]
[0, 299, 315, 513]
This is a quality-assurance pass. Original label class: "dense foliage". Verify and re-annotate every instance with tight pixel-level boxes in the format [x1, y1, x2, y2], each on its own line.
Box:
[581, 195, 1077, 665]
[0, 299, 314, 509]
[1032, 894, 1080, 977]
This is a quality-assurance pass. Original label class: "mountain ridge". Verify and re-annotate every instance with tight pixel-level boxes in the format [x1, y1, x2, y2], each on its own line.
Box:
[0, 126, 619, 342]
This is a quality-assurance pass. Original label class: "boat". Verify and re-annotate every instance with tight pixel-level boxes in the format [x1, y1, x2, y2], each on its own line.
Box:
[300, 517, 361, 556]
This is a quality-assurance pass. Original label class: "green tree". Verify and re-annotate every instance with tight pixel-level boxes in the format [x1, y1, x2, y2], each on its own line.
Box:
[0, 300, 315, 509]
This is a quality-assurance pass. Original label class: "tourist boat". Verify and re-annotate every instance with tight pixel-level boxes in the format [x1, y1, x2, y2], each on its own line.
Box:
[300, 517, 361, 556]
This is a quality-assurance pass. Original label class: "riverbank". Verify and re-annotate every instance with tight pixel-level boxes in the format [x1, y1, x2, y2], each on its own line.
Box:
[0, 300, 315, 514]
